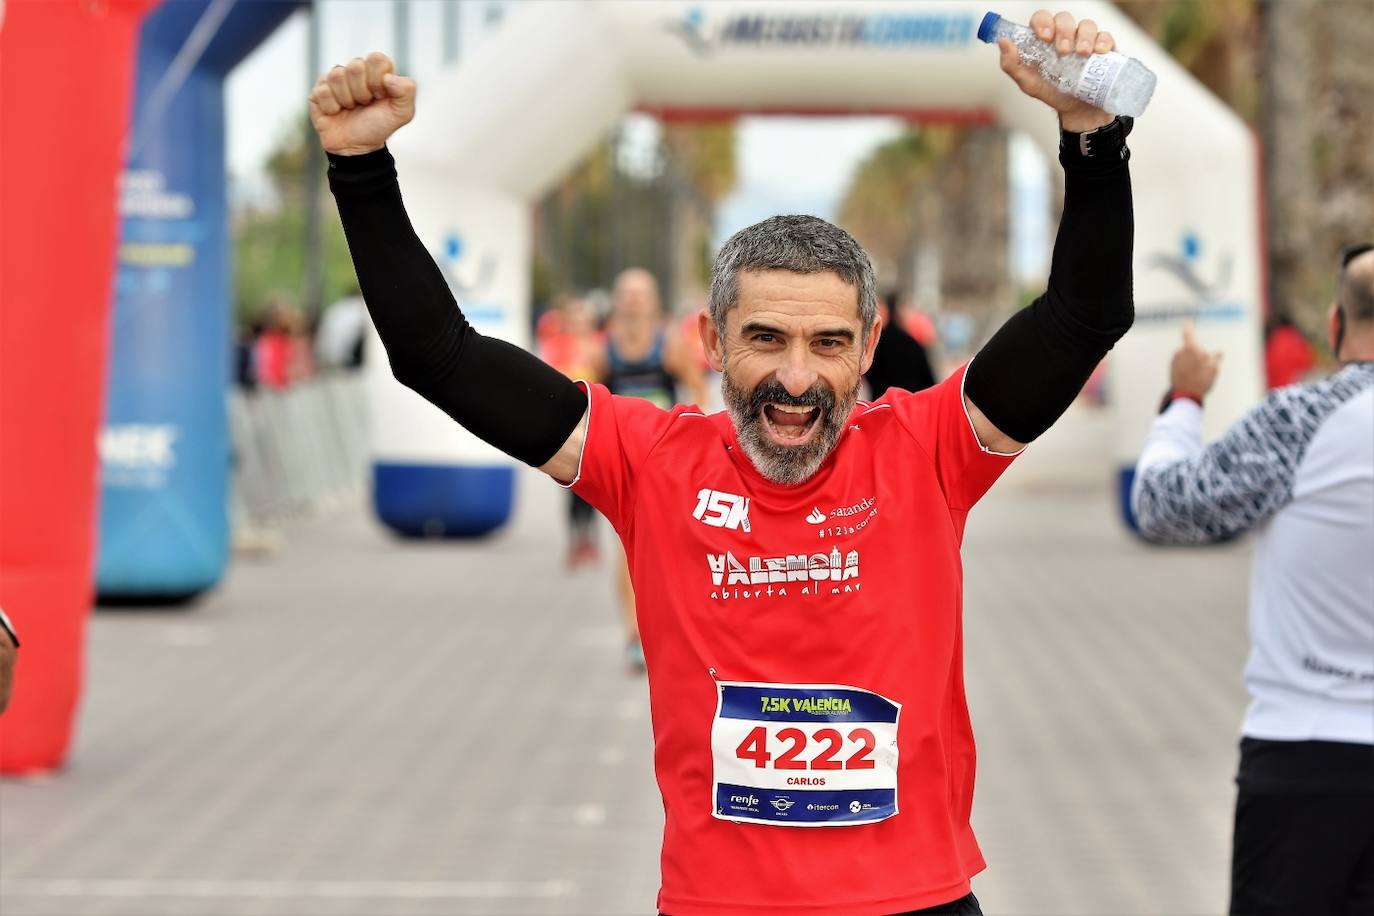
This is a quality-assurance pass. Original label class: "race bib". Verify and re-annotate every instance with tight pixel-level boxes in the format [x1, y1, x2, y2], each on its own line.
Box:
[711, 681, 900, 827]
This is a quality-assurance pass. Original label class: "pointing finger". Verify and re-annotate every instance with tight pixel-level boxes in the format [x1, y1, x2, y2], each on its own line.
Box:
[1181, 318, 1197, 348]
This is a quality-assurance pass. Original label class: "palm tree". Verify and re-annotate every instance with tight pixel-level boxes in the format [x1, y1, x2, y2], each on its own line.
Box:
[839, 124, 1010, 338]
[1117, 0, 1374, 342]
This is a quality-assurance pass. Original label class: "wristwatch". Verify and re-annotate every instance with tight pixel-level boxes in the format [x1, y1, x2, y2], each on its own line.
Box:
[0, 606, 17, 648]
[1062, 115, 1134, 159]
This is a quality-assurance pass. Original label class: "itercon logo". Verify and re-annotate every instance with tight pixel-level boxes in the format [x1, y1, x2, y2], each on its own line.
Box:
[693, 488, 751, 532]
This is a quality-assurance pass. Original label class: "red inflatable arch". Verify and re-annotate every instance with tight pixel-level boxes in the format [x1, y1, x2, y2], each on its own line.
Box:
[0, 0, 155, 774]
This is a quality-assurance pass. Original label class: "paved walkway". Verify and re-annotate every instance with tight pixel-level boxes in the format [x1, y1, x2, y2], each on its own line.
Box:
[1, 407, 1253, 915]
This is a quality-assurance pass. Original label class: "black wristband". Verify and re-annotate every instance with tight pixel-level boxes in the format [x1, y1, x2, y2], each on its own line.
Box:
[326, 146, 397, 192]
[1059, 115, 1133, 170]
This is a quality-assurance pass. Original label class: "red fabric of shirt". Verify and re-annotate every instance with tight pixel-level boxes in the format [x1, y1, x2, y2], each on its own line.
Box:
[571, 363, 1017, 915]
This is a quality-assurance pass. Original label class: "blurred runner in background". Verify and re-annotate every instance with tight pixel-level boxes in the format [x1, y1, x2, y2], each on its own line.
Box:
[254, 297, 292, 390]
[678, 297, 721, 412]
[865, 289, 937, 398]
[316, 285, 368, 371]
[592, 269, 706, 672]
[1263, 312, 1317, 389]
[539, 294, 605, 570]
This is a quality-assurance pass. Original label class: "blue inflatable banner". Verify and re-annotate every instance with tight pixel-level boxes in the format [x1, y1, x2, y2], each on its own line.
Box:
[97, 0, 301, 598]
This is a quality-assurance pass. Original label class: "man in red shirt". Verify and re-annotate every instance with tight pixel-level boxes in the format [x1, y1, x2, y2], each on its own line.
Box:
[313, 9, 1134, 914]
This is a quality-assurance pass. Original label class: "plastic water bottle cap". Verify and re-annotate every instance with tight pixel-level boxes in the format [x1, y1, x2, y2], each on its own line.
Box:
[977, 11, 1001, 44]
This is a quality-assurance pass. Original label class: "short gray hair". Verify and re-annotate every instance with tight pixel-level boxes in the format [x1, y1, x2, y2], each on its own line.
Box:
[709, 215, 877, 339]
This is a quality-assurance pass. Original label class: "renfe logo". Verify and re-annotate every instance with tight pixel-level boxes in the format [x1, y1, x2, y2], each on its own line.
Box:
[693, 489, 751, 532]
[730, 794, 759, 807]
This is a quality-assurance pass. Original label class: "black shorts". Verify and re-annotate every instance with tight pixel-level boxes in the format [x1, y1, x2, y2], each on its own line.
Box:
[896, 891, 982, 915]
[1230, 738, 1374, 915]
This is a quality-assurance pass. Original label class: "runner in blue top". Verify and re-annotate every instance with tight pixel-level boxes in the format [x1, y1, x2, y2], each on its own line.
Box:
[592, 267, 705, 671]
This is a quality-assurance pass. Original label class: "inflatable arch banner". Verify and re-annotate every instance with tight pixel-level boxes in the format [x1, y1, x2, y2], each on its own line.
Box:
[374, 0, 1262, 532]
[0, 0, 155, 774]
[97, 0, 302, 598]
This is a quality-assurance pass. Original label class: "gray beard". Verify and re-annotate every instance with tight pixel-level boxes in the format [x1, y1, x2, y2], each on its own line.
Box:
[721, 366, 858, 486]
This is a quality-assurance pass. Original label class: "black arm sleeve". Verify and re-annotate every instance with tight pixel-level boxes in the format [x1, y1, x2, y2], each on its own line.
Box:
[963, 123, 1134, 443]
[326, 147, 587, 467]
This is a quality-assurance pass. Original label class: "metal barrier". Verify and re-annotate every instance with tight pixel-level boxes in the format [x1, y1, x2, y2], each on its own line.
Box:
[229, 373, 369, 548]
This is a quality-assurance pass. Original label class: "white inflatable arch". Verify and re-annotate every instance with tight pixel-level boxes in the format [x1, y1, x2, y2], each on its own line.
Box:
[370, 0, 1263, 534]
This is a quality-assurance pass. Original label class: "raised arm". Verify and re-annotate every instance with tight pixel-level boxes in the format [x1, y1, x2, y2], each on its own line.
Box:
[1133, 397, 1300, 545]
[964, 10, 1135, 453]
[312, 53, 587, 481]
[1131, 324, 1290, 544]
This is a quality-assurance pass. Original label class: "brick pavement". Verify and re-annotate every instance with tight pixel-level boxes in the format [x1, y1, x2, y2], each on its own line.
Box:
[0, 407, 1251, 915]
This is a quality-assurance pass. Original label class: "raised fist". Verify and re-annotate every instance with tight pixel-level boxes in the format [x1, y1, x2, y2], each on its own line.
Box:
[308, 52, 416, 156]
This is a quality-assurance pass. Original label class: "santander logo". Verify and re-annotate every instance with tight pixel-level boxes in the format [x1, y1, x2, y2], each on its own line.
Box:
[805, 507, 826, 524]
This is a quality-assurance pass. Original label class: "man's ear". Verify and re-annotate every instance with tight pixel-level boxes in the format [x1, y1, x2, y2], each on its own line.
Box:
[1327, 303, 1342, 358]
[699, 310, 724, 373]
[859, 314, 884, 375]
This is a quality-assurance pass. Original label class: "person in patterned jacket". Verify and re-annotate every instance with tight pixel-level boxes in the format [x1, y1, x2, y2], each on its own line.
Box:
[1132, 244, 1374, 916]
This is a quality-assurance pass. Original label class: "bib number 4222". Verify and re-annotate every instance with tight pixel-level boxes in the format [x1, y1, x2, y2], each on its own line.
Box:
[711, 681, 901, 827]
[735, 725, 877, 771]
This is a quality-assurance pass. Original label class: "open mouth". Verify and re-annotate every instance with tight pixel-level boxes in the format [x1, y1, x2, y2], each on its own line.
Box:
[762, 402, 821, 445]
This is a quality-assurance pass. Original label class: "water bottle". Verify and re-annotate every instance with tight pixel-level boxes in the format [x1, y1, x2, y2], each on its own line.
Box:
[978, 11, 1157, 117]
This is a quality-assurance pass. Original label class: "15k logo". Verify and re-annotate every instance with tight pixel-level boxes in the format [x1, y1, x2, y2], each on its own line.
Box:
[693, 489, 751, 532]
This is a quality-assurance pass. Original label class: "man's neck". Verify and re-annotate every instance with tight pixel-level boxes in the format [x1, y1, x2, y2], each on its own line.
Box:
[1337, 327, 1374, 364]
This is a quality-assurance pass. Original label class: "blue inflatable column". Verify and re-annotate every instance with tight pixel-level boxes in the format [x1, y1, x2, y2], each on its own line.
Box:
[97, 1, 301, 598]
